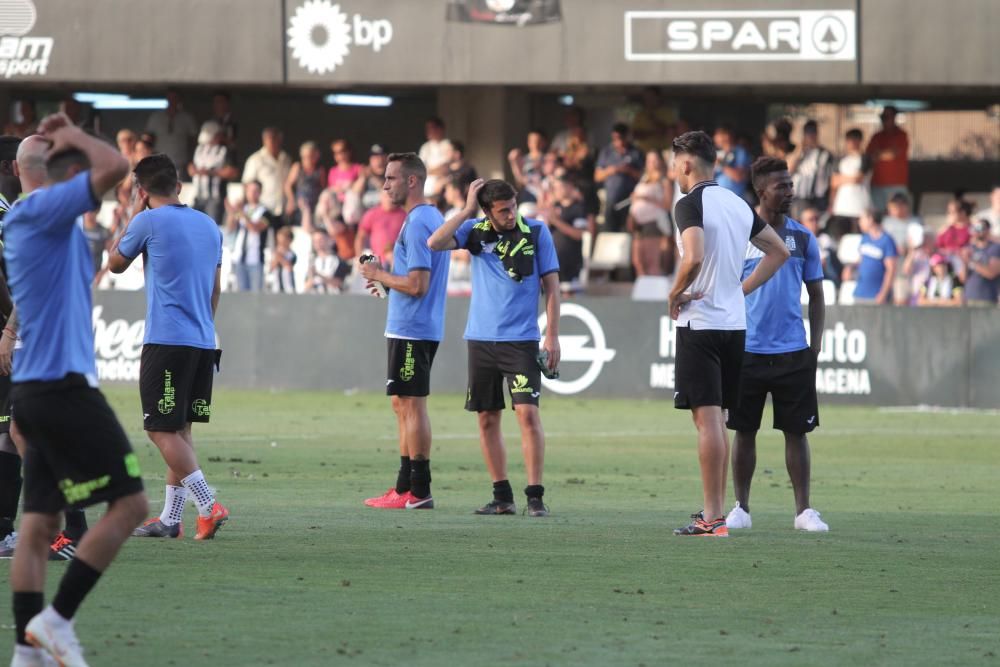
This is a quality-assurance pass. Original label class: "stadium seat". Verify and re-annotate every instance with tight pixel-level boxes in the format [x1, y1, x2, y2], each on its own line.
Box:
[178, 182, 196, 207]
[917, 191, 953, 216]
[838, 280, 857, 305]
[632, 275, 672, 301]
[588, 232, 631, 272]
[837, 233, 862, 266]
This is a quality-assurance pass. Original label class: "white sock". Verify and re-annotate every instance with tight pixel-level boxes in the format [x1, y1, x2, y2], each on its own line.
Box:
[180, 470, 215, 518]
[159, 485, 187, 526]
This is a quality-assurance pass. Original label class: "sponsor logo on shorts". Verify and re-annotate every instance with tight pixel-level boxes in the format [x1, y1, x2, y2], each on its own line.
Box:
[806, 415, 816, 424]
[124, 453, 141, 478]
[59, 475, 111, 504]
[511, 374, 534, 394]
[157, 370, 176, 414]
[192, 399, 211, 418]
[400, 342, 415, 382]
[0, 415, 9, 423]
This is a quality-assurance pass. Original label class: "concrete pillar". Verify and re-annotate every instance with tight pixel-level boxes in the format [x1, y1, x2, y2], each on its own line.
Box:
[437, 86, 530, 183]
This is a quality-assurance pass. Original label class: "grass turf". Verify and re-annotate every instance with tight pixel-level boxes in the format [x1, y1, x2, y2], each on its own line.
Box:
[2, 387, 998, 666]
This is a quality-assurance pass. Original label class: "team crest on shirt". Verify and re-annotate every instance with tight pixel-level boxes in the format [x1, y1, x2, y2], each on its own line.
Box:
[785, 235, 797, 252]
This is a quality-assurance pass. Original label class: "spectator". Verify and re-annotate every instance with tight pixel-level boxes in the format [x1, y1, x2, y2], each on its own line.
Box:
[134, 136, 155, 163]
[116, 129, 138, 167]
[306, 231, 339, 293]
[355, 190, 406, 266]
[442, 178, 473, 288]
[60, 96, 100, 134]
[226, 180, 269, 292]
[936, 198, 974, 257]
[849, 210, 898, 304]
[551, 105, 586, 155]
[713, 125, 751, 198]
[508, 129, 548, 203]
[627, 151, 673, 276]
[110, 182, 133, 239]
[901, 226, 935, 306]
[542, 175, 594, 289]
[315, 187, 356, 287]
[829, 128, 872, 239]
[81, 208, 111, 282]
[144, 88, 198, 176]
[762, 118, 795, 160]
[448, 140, 478, 190]
[356, 143, 388, 212]
[559, 125, 593, 176]
[917, 254, 963, 307]
[959, 218, 1000, 306]
[974, 186, 1000, 238]
[3, 100, 37, 137]
[594, 123, 643, 232]
[800, 206, 840, 284]
[631, 87, 675, 154]
[269, 226, 297, 293]
[788, 120, 834, 216]
[418, 116, 453, 198]
[283, 141, 326, 231]
[242, 127, 292, 220]
[866, 106, 910, 213]
[211, 91, 238, 149]
[882, 192, 922, 253]
[328, 139, 364, 224]
[188, 120, 239, 226]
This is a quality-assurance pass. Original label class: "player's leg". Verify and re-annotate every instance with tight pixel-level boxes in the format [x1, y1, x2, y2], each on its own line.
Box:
[692, 406, 729, 523]
[784, 432, 810, 515]
[179, 349, 227, 539]
[0, 435, 22, 552]
[725, 352, 769, 528]
[10, 510, 60, 663]
[730, 431, 757, 512]
[367, 339, 413, 507]
[466, 342, 514, 515]
[502, 342, 547, 516]
[403, 341, 438, 507]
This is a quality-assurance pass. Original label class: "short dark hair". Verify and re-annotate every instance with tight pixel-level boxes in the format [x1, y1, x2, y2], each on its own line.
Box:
[426, 116, 445, 129]
[803, 120, 819, 134]
[450, 140, 465, 156]
[611, 123, 630, 137]
[845, 128, 863, 142]
[46, 149, 90, 183]
[0, 135, 20, 162]
[751, 156, 789, 194]
[956, 199, 974, 217]
[387, 152, 426, 182]
[528, 128, 548, 140]
[244, 179, 262, 190]
[889, 192, 910, 205]
[213, 91, 231, 101]
[672, 130, 716, 165]
[134, 153, 178, 196]
[476, 179, 517, 212]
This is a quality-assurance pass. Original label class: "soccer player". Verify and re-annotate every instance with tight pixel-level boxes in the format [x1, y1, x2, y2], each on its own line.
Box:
[668, 131, 789, 537]
[359, 153, 450, 510]
[108, 154, 229, 540]
[1, 136, 91, 563]
[428, 179, 561, 517]
[725, 157, 829, 532]
[5, 113, 148, 667]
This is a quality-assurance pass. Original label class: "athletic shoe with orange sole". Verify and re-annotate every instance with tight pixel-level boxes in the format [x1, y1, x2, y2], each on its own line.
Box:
[673, 512, 729, 537]
[47, 532, 79, 561]
[365, 488, 403, 508]
[194, 502, 229, 540]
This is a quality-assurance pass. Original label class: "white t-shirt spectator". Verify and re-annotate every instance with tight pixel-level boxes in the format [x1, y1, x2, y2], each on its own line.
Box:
[418, 138, 453, 197]
[832, 154, 872, 218]
[242, 148, 292, 216]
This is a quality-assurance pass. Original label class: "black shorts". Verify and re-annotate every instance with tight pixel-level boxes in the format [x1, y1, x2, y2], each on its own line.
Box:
[674, 326, 746, 410]
[13, 374, 144, 513]
[386, 339, 439, 397]
[465, 341, 541, 412]
[140, 344, 217, 432]
[727, 349, 820, 434]
[0, 374, 10, 434]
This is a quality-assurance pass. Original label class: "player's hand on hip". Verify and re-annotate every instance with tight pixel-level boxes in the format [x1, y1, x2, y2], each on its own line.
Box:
[669, 292, 702, 320]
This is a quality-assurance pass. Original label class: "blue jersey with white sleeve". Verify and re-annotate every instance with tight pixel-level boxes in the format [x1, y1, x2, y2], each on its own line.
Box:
[742, 217, 824, 354]
[385, 204, 450, 341]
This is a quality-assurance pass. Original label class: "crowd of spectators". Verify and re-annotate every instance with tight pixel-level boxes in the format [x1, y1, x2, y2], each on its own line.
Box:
[3, 90, 997, 306]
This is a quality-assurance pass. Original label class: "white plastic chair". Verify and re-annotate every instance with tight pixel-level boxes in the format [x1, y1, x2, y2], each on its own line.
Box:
[838, 280, 857, 305]
[836, 234, 862, 266]
[632, 275, 672, 301]
[588, 232, 632, 272]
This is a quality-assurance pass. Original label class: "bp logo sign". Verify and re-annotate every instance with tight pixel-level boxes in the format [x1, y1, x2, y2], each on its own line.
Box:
[287, 0, 393, 75]
[538, 303, 616, 395]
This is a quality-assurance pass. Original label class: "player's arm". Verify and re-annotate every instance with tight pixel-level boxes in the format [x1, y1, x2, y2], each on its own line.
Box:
[212, 266, 221, 317]
[108, 187, 149, 273]
[668, 195, 705, 319]
[805, 280, 826, 358]
[541, 271, 561, 370]
[40, 113, 128, 198]
[0, 273, 13, 322]
[0, 306, 17, 375]
[743, 224, 791, 296]
[428, 178, 485, 251]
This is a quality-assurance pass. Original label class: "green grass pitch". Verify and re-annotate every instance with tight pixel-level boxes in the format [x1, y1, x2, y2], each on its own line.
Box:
[2, 387, 998, 666]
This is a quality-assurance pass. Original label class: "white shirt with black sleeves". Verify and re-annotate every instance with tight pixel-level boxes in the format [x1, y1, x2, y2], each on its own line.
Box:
[674, 180, 766, 331]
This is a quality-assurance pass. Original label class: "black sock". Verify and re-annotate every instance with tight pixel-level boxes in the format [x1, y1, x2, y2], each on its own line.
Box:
[12, 591, 43, 646]
[51, 558, 102, 621]
[493, 480, 514, 503]
[525, 484, 545, 500]
[62, 509, 88, 541]
[0, 451, 21, 537]
[410, 459, 431, 499]
[395, 456, 411, 494]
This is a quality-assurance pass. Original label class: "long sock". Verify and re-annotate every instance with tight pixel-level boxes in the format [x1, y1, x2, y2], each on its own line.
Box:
[62, 509, 87, 541]
[159, 485, 187, 526]
[0, 450, 21, 537]
[493, 480, 514, 503]
[395, 456, 411, 494]
[180, 470, 215, 518]
[51, 558, 102, 621]
[410, 459, 431, 499]
[525, 484, 544, 500]
[12, 591, 43, 645]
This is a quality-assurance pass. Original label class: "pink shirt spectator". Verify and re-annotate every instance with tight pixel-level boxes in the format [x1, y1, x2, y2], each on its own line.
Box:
[936, 224, 971, 254]
[327, 163, 362, 201]
[359, 205, 406, 261]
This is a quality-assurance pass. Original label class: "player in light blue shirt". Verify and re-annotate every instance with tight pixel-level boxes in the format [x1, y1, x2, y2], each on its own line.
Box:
[429, 178, 561, 517]
[358, 153, 450, 509]
[108, 153, 228, 540]
[725, 157, 830, 533]
[3, 115, 148, 665]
